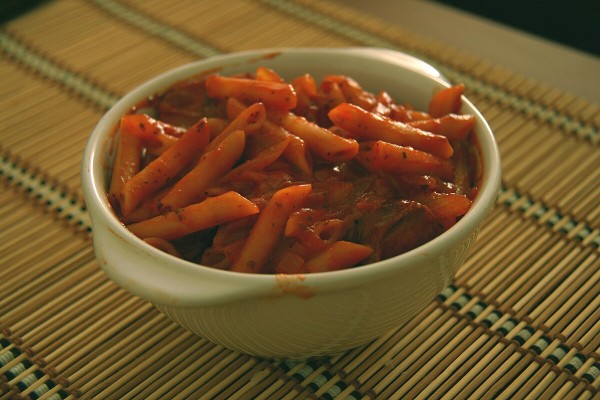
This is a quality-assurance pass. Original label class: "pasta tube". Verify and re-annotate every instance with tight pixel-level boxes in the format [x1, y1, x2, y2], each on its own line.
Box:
[119, 118, 211, 216]
[127, 191, 259, 240]
[232, 184, 312, 273]
[328, 102, 454, 159]
[304, 241, 373, 273]
[275, 112, 359, 162]
[360, 141, 454, 180]
[206, 74, 297, 110]
[158, 129, 246, 212]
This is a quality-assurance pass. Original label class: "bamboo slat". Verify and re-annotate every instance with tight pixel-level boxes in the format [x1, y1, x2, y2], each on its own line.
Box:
[1, 0, 598, 398]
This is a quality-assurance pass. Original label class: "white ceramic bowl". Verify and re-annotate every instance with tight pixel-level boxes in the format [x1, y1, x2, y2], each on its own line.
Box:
[82, 48, 501, 359]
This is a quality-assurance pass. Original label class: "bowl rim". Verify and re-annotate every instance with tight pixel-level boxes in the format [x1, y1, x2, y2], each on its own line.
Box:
[82, 47, 501, 305]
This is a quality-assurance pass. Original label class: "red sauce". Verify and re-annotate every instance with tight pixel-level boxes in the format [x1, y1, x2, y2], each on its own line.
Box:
[109, 68, 480, 274]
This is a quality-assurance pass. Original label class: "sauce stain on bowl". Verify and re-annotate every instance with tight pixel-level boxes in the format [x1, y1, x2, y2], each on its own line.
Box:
[273, 273, 314, 299]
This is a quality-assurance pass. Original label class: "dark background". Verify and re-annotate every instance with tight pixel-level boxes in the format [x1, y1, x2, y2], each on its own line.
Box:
[432, 0, 600, 57]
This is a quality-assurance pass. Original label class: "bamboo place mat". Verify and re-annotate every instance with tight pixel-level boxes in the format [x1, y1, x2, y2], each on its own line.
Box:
[1, 0, 599, 399]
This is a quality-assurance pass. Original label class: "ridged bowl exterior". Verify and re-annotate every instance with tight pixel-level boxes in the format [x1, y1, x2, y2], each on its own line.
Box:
[156, 230, 476, 359]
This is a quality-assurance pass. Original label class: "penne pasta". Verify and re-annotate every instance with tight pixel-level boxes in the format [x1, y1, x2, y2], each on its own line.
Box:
[158, 129, 246, 212]
[221, 136, 290, 182]
[206, 74, 297, 110]
[127, 191, 259, 241]
[360, 140, 454, 180]
[428, 84, 465, 118]
[110, 68, 480, 274]
[121, 113, 187, 140]
[228, 98, 312, 176]
[207, 117, 230, 139]
[328, 102, 454, 159]
[274, 251, 306, 274]
[119, 117, 211, 216]
[390, 104, 431, 122]
[261, 121, 312, 176]
[322, 75, 376, 110]
[255, 66, 285, 83]
[414, 192, 472, 229]
[275, 112, 359, 162]
[290, 73, 318, 117]
[120, 113, 187, 156]
[143, 237, 182, 258]
[109, 125, 143, 207]
[407, 114, 475, 141]
[319, 80, 347, 111]
[208, 102, 265, 151]
[211, 215, 258, 248]
[232, 184, 312, 273]
[304, 241, 373, 273]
